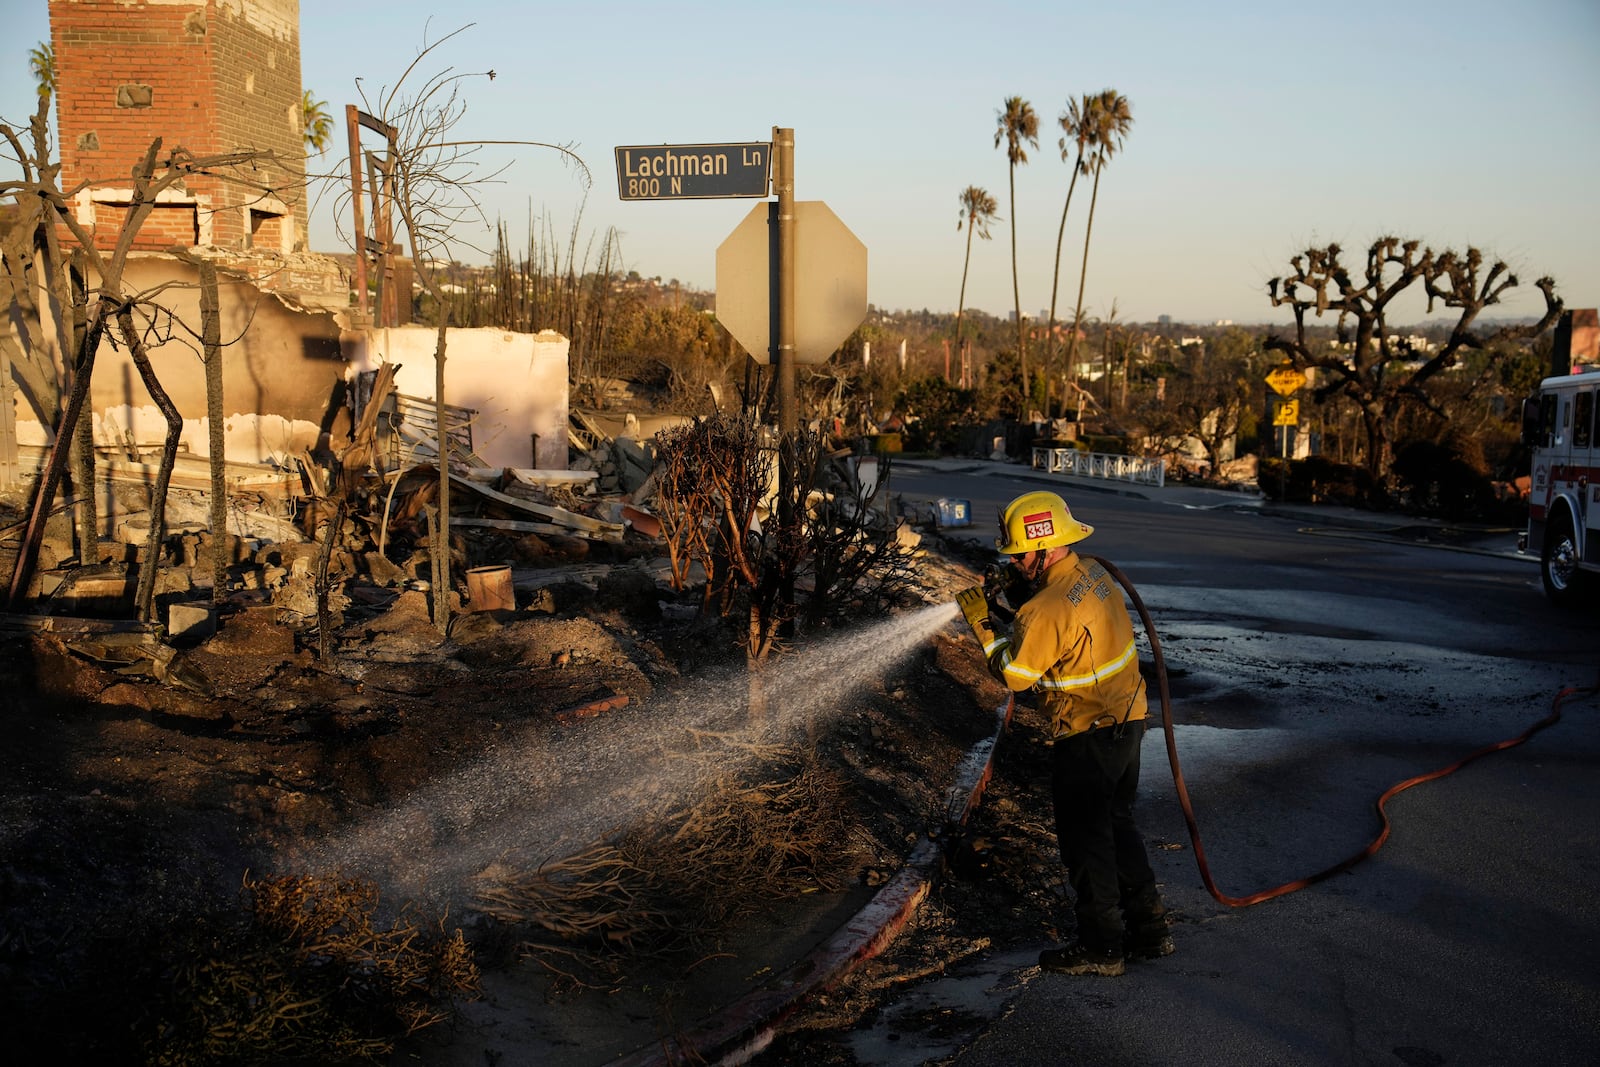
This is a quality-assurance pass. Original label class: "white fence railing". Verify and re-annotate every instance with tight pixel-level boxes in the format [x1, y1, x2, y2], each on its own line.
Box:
[1032, 447, 1166, 488]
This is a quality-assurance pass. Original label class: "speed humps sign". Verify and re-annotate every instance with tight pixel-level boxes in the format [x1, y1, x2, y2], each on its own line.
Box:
[1265, 366, 1306, 396]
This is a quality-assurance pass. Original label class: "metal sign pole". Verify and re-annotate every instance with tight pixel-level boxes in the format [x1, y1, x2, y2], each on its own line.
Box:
[774, 127, 795, 439]
[773, 127, 797, 633]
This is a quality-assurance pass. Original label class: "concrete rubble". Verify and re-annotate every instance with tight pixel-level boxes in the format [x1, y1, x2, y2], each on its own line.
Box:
[1, 408, 921, 693]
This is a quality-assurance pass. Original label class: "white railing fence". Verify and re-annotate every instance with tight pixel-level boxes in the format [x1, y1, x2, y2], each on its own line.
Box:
[1031, 446, 1166, 488]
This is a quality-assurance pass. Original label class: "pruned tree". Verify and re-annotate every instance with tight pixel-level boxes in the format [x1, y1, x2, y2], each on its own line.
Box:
[1266, 237, 1562, 488]
[338, 22, 589, 635]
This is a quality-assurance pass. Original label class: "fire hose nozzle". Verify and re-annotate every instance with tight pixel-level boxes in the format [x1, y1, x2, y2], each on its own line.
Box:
[982, 562, 1020, 625]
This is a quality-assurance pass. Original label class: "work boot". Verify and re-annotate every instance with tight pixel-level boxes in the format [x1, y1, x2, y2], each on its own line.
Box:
[1125, 928, 1175, 960]
[1038, 943, 1125, 977]
[1124, 906, 1175, 960]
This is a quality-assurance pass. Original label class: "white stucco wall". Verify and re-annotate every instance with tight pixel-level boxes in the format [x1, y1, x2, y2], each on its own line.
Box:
[6, 255, 347, 469]
[368, 326, 570, 471]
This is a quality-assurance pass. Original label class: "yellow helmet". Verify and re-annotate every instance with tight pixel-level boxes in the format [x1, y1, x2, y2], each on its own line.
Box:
[995, 490, 1093, 554]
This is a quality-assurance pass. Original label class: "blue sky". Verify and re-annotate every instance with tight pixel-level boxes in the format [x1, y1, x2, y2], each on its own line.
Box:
[4, 0, 1598, 326]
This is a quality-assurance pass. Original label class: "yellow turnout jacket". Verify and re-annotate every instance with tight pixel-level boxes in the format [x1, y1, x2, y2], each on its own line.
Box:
[979, 550, 1147, 739]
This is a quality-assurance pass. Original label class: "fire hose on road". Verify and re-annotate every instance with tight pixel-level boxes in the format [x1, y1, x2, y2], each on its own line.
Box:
[1092, 553, 1599, 908]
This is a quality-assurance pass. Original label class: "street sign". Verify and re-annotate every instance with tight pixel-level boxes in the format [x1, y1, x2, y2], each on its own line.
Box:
[1265, 366, 1306, 396]
[1274, 398, 1300, 427]
[715, 201, 867, 365]
[614, 143, 771, 200]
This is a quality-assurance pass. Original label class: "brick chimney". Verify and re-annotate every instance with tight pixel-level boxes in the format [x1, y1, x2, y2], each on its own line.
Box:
[49, 0, 307, 254]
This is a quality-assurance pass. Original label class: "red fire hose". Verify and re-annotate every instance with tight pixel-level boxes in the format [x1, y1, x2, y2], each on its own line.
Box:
[1093, 554, 1598, 909]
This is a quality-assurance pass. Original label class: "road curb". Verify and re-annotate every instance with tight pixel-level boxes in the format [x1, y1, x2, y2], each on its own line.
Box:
[1292, 524, 1533, 561]
[605, 696, 1015, 1067]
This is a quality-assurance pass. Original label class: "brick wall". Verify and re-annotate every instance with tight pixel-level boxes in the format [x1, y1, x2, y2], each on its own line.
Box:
[50, 0, 306, 254]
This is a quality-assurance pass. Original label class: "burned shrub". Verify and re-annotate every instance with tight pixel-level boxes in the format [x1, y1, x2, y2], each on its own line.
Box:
[1259, 456, 1374, 506]
[142, 873, 479, 1066]
[472, 748, 850, 991]
[652, 416, 922, 656]
[1391, 439, 1509, 522]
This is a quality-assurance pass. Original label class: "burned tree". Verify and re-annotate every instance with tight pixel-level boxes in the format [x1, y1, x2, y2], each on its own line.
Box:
[1137, 332, 1259, 477]
[652, 414, 919, 668]
[336, 23, 588, 635]
[1266, 237, 1562, 490]
[652, 414, 779, 652]
[2, 95, 295, 619]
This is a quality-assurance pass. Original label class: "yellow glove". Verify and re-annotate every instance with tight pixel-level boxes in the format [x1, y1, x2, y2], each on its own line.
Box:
[956, 585, 993, 640]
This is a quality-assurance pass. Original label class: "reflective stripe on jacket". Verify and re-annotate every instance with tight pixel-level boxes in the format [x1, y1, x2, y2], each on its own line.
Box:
[982, 550, 1147, 739]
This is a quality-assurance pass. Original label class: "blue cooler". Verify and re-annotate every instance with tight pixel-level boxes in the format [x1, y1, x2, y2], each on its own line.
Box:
[935, 498, 972, 528]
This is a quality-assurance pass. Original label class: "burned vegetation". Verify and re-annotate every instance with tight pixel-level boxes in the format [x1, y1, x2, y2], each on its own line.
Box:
[0, 400, 1001, 1064]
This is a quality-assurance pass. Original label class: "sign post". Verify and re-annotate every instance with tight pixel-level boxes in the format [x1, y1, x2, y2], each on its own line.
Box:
[1265, 365, 1305, 496]
[616, 129, 868, 628]
[775, 127, 796, 442]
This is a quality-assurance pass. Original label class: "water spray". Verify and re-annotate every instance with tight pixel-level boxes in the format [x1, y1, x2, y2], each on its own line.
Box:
[298, 602, 960, 907]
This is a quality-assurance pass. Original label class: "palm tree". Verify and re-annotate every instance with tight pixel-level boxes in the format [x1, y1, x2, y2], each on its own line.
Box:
[1063, 90, 1133, 404]
[1044, 94, 1093, 417]
[994, 96, 1037, 412]
[28, 42, 56, 100]
[955, 185, 999, 384]
[302, 90, 334, 156]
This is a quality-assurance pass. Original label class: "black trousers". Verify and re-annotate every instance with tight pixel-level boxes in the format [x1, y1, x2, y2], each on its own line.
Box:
[1050, 721, 1163, 952]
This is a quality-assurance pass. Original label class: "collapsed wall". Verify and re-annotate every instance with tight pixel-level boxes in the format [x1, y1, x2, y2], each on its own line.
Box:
[7, 253, 349, 470]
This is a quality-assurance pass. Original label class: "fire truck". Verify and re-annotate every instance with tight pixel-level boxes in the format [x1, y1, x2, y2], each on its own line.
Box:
[1522, 370, 1600, 603]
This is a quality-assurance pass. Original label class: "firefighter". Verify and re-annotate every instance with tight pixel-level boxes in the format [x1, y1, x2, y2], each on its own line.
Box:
[956, 490, 1173, 977]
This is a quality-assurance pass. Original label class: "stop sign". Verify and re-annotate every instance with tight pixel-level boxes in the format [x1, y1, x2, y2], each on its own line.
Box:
[715, 200, 868, 365]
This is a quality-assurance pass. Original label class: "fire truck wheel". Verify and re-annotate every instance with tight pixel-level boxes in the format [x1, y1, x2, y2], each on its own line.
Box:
[1541, 511, 1585, 606]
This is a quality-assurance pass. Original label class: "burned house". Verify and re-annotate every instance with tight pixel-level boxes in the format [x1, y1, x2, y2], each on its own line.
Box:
[3, 0, 573, 512]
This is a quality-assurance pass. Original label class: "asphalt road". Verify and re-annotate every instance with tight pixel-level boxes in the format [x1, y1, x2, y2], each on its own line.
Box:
[851, 461, 1600, 1066]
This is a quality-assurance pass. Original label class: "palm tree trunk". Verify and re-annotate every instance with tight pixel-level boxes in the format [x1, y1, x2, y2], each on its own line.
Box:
[1046, 167, 1082, 420]
[956, 222, 975, 359]
[1008, 165, 1025, 413]
[1065, 164, 1103, 402]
